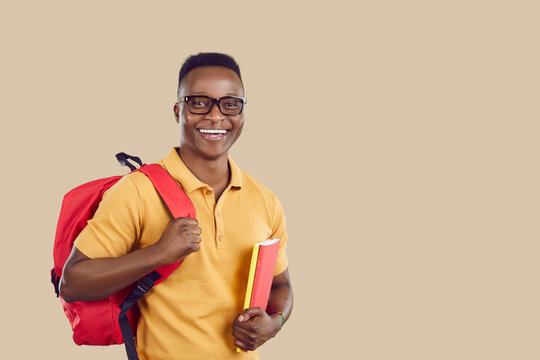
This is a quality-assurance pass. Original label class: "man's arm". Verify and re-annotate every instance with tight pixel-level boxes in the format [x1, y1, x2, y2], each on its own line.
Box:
[60, 217, 202, 303]
[232, 268, 294, 351]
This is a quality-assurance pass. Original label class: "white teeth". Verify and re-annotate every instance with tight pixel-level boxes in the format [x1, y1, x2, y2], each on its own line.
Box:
[199, 129, 228, 134]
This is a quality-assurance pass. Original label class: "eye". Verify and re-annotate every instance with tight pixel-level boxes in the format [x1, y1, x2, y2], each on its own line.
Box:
[222, 99, 242, 109]
[189, 97, 210, 108]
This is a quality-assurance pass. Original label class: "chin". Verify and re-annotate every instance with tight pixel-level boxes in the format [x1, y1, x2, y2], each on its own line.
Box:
[197, 147, 231, 161]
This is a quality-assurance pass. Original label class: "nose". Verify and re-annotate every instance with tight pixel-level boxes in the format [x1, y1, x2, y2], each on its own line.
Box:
[205, 101, 225, 123]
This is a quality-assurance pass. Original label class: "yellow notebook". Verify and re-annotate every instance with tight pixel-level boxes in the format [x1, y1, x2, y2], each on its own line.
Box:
[243, 245, 261, 311]
[236, 245, 260, 352]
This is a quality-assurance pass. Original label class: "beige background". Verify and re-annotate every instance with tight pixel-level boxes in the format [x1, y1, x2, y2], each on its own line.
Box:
[1, 0, 539, 359]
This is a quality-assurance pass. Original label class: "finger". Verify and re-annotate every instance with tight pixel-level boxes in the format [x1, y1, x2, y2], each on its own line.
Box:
[190, 226, 202, 235]
[238, 307, 264, 322]
[232, 325, 255, 348]
[189, 226, 202, 236]
[186, 217, 199, 226]
[234, 313, 263, 331]
[181, 226, 202, 237]
[181, 224, 201, 234]
[234, 338, 248, 351]
[233, 323, 255, 339]
[189, 242, 201, 252]
[233, 334, 252, 350]
[234, 317, 262, 332]
[176, 217, 199, 226]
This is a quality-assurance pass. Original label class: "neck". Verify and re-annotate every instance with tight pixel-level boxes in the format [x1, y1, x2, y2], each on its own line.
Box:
[176, 147, 230, 191]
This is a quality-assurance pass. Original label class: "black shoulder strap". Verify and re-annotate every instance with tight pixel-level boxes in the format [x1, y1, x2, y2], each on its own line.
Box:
[118, 272, 162, 360]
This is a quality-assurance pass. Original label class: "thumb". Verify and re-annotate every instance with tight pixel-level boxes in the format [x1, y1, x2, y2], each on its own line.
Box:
[238, 307, 264, 322]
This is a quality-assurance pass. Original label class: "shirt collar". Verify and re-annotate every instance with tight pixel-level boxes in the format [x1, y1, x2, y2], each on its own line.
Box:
[160, 147, 242, 194]
[228, 156, 243, 189]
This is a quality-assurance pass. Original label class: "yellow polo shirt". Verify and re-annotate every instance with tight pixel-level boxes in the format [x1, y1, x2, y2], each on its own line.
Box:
[74, 147, 288, 360]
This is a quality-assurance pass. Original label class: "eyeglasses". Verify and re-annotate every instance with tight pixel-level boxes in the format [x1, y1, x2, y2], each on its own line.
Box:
[178, 95, 247, 115]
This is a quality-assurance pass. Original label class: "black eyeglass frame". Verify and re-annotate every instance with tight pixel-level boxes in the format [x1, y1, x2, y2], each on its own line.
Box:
[178, 95, 247, 115]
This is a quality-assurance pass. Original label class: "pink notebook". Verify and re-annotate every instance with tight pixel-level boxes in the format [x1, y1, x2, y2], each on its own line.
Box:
[249, 239, 280, 309]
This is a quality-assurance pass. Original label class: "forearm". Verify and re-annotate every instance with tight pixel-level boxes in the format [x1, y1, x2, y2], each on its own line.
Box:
[60, 245, 163, 303]
[266, 282, 294, 325]
[61, 217, 201, 303]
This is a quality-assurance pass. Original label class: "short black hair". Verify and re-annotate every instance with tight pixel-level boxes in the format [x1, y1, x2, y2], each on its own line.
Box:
[178, 52, 242, 93]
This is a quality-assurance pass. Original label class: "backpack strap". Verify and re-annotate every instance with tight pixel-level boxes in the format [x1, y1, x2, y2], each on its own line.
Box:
[138, 164, 196, 285]
[118, 163, 196, 360]
[138, 163, 196, 219]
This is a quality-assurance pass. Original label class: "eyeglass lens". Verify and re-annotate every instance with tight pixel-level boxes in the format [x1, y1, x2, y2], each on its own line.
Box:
[186, 96, 244, 115]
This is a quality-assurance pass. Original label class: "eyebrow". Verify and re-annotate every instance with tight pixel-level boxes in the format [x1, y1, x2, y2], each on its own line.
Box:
[190, 92, 242, 96]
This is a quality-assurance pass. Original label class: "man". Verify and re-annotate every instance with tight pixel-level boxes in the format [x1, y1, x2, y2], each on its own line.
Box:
[60, 52, 293, 360]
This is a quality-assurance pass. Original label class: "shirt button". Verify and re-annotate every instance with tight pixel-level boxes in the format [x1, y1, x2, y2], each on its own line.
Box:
[206, 190, 212, 195]
[218, 235, 223, 241]
[216, 211, 221, 217]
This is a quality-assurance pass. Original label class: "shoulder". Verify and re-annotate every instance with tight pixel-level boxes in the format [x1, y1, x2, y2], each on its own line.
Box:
[237, 169, 289, 242]
[123, 170, 155, 191]
[241, 168, 275, 196]
[101, 170, 157, 204]
[239, 169, 284, 212]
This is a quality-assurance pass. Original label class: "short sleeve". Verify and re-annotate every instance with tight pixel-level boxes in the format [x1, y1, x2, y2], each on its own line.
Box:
[270, 197, 288, 275]
[74, 175, 143, 259]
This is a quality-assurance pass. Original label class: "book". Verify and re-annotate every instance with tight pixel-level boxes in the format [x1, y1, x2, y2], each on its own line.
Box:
[247, 238, 281, 310]
[237, 238, 281, 352]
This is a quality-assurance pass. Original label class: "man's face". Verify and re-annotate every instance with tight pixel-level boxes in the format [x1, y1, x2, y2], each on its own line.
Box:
[174, 66, 245, 161]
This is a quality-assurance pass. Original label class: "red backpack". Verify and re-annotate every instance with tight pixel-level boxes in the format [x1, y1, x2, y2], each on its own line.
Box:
[51, 153, 195, 360]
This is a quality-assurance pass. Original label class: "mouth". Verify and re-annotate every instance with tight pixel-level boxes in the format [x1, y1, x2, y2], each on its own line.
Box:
[197, 128, 231, 141]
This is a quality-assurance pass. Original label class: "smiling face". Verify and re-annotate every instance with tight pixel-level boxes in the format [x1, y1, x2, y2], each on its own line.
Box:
[174, 66, 245, 161]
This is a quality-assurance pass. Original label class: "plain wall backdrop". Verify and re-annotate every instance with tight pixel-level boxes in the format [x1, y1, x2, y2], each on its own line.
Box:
[1, 1, 539, 359]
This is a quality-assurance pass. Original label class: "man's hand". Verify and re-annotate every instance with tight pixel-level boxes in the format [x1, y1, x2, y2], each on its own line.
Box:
[150, 217, 202, 265]
[232, 307, 282, 351]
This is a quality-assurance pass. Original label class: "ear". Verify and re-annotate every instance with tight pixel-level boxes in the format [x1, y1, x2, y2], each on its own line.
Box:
[173, 103, 180, 123]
